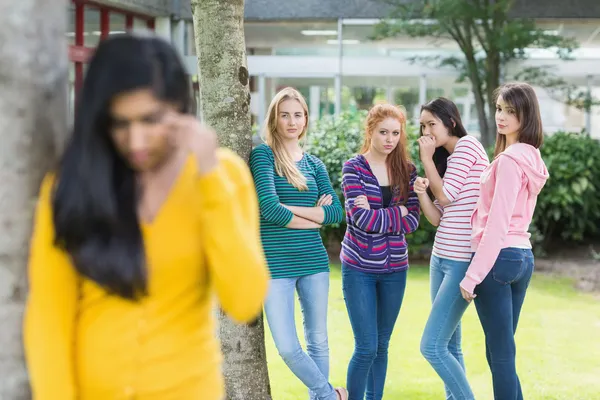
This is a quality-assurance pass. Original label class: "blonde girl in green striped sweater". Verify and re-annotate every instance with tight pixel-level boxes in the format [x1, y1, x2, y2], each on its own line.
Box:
[249, 87, 347, 400]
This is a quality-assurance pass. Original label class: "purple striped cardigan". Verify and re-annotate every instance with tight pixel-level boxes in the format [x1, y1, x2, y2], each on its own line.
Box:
[340, 154, 420, 273]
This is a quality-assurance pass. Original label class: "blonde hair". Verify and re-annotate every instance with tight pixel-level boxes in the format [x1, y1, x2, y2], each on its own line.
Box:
[263, 87, 310, 191]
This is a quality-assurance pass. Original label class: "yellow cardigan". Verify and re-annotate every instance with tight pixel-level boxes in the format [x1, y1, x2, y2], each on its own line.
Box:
[24, 149, 269, 400]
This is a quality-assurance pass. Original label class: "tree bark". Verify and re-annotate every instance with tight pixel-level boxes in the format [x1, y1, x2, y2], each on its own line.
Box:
[485, 51, 502, 149]
[191, 0, 254, 159]
[0, 1, 67, 399]
[472, 83, 492, 148]
[190, 1, 272, 399]
[464, 55, 491, 148]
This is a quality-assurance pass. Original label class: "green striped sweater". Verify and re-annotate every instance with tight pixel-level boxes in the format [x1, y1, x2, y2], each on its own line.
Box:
[249, 143, 343, 279]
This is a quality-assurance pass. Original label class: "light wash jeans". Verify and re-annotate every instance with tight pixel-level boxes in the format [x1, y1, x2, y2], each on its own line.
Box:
[264, 272, 337, 400]
[420, 255, 474, 400]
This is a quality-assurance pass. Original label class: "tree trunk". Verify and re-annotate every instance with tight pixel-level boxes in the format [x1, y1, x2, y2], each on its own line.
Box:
[472, 86, 491, 148]
[0, 2, 67, 399]
[466, 63, 491, 148]
[190, 1, 272, 399]
[485, 52, 502, 149]
[486, 102, 497, 149]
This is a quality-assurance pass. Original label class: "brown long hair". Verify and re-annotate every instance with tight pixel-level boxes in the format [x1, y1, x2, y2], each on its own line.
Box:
[263, 87, 310, 191]
[361, 103, 412, 202]
[493, 82, 544, 157]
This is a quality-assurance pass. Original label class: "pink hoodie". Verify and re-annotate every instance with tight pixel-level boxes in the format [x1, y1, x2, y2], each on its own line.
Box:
[460, 143, 549, 294]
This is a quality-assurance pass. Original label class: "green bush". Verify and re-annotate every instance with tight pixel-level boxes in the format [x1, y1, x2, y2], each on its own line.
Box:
[305, 111, 365, 249]
[306, 111, 437, 255]
[306, 110, 367, 202]
[534, 131, 600, 245]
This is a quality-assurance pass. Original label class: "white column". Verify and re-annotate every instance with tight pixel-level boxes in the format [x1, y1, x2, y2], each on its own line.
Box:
[154, 17, 171, 41]
[335, 18, 343, 117]
[419, 74, 427, 106]
[309, 86, 321, 126]
[415, 74, 428, 124]
[257, 74, 267, 130]
[269, 77, 277, 99]
[171, 19, 186, 57]
[586, 74, 593, 134]
[386, 77, 394, 104]
[334, 75, 342, 117]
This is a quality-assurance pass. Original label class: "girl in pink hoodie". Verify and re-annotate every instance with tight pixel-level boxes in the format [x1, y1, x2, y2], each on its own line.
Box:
[459, 82, 549, 400]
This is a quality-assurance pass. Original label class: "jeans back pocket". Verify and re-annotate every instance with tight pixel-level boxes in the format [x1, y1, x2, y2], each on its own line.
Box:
[492, 248, 528, 285]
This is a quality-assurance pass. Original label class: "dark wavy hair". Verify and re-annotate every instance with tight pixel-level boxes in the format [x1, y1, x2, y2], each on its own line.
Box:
[52, 34, 191, 300]
[419, 97, 468, 178]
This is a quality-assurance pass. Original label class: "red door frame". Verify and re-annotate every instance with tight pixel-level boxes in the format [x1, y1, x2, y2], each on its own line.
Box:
[69, 0, 155, 100]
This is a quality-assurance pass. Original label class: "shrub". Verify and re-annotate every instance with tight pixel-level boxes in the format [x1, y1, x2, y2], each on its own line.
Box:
[305, 111, 365, 250]
[534, 131, 600, 245]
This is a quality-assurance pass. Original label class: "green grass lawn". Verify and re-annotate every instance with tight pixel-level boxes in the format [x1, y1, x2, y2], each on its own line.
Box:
[265, 265, 600, 400]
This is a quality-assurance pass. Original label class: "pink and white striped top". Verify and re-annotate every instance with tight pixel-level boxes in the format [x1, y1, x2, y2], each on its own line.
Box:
[433, 135, 490, 262]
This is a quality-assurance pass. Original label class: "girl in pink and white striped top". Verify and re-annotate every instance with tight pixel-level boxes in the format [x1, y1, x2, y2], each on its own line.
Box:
[430, 134, 489, 262]
[415, 98, 489, 400]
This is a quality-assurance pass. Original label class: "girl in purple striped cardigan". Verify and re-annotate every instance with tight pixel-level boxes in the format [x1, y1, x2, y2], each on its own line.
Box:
[340, 104, 420, 400]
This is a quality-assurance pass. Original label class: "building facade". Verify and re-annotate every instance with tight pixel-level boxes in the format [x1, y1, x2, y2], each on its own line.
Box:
[69, 0, 600, 136]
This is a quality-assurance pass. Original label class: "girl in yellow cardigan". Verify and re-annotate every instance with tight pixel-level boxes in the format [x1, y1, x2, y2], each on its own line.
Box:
[24, 34, 269, 399]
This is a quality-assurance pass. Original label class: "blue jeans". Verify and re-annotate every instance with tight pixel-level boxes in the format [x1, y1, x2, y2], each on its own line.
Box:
[264, 272, 337, 400]
[474, 248, 534, 400]
[342, 265, 407, 400]
[420, 255, 474, 400]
